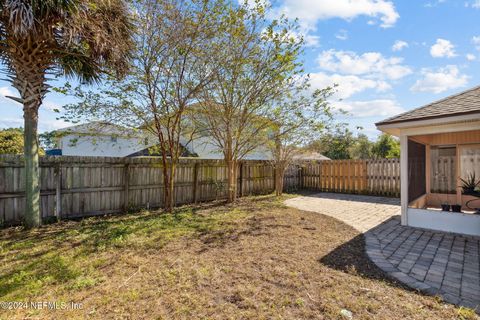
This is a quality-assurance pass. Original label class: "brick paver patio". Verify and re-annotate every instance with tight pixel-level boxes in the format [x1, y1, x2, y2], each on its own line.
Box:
[285, 193, 480, 310]
[285, 193, 400, 232]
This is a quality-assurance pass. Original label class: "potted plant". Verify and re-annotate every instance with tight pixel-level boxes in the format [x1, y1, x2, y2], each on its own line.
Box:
[441, 202, 451, 212]
[460, 172, 480, 197]
[460, 172, 480, 214]
[451, 203, 462, 213]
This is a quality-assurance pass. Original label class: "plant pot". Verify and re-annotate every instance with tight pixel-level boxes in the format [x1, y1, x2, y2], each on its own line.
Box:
[451, 204, 462, 213]
[441, 204, 451, 212]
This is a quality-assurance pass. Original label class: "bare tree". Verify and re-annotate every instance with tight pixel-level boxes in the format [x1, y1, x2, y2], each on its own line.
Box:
[193, 2, 304, 202]
[267, 80, 334, 195]
[62, 0, 224, 212]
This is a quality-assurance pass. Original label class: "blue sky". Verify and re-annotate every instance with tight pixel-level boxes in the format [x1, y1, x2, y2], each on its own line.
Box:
[1, 0, 480, 138]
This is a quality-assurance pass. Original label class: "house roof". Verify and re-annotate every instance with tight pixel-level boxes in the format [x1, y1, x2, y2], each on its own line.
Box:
[56, 122, 142, 136]
[56, 121, 151, 138]
[292, 152, 330, 161]
[376, 85, 480, 126]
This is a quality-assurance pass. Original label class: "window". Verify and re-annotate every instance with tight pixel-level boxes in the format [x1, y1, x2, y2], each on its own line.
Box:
[430, 146, 456, 193]
[460, 144, 480, 180]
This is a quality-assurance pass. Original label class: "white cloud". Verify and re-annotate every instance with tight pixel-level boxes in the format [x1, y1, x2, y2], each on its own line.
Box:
[472, 36, 480, 50]
[310, 72, 390, 99]
[333, 99, 405, 117]
[411, 65, 469, 94]
[466, 53, 476, 61]
[303, 34, 320, 47]
[430, 38, 457, 58]
[0, 87, 13, 96]
[335, 29, 348, 41]
[283, 29, 320, 47]
[465, 0, 480, 8]
[275, 0, 399, 30]
[0, 86, 16, 99]
[317, 49, 412, 80]
[392, 40, 408, 51]
[425, 0, 446, 8]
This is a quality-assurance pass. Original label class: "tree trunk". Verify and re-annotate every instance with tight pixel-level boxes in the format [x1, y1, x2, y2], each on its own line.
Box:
[8, 34, 50, 228]
[274, 135, 284, 196]
[24, 108, 41, 228]
[226, 159, 237, 202]
[168, 162, 176, 212]
[275, 163, 286, 196]
[162, 161, 174, 213]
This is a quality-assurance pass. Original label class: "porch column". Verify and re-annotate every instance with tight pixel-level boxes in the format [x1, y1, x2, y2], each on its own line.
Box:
[400, 134, 409, 225]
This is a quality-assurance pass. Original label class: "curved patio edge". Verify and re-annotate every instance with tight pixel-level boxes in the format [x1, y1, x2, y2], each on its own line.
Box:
[364, 229, 479, 311]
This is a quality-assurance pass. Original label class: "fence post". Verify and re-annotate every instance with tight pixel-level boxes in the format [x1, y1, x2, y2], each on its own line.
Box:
[55, 163, 62, 220]
[299, 165, 304, 189]
[239, 162, 244, 197]
[193, 162, 199, 203]
[273, 164, 277, 194]
[123, 163, 130, 212]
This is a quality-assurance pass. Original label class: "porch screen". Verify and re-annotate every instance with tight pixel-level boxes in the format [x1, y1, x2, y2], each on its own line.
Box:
[408, 139, 426, 202]
[430, 146, 456, 193]
[460, 145, 480, 180]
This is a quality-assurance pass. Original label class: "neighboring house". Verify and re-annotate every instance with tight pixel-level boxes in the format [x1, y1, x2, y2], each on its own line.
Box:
[49, 122, 271, 159]
[51, 122, 161, 157]
[376, 85, 480, 237]
[186, 135, 272, 160]
[292, 151, 330, 161]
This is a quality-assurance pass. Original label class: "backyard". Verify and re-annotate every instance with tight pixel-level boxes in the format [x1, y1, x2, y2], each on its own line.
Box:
[0, 195, 476, 320]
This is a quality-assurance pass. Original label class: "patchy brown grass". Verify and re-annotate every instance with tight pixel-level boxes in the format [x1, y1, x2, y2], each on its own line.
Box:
[0, 195, 477, 320]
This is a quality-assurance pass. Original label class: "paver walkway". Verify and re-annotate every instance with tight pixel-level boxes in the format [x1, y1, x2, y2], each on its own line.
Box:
[285, 193, 400, 232]
[285, 193, 480, 311]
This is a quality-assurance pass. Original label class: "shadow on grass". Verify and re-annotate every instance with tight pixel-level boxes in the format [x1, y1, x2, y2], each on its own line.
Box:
[318, 224, 410, 292]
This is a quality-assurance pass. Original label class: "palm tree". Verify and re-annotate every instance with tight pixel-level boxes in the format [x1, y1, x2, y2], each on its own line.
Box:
[0, 1, 132, 228]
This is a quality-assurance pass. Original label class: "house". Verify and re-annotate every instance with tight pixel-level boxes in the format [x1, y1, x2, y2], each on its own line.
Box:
[50, 122, 162, 157]
[292, 151, 331, 161]
[376, 85, 480, 237]
[49, 122, 271, 159]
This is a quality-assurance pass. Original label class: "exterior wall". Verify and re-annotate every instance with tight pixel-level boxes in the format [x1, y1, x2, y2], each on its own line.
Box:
[187, 136, 271, 160]
[59, 134, 152, 157]
[413, 130, 480, 145]
[407, 208, 480, 237]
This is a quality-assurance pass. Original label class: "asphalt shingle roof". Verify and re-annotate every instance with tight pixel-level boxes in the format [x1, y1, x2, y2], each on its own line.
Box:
[376, 85, 480, 126]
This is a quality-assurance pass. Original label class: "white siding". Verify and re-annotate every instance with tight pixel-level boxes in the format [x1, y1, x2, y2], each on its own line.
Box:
[59, 134, 151, 157]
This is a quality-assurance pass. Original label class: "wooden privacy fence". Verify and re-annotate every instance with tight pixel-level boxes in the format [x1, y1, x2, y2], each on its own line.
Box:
[0, 155, 300, 226]
[301, 158, 400, 197]
[0, 156, 400, 226]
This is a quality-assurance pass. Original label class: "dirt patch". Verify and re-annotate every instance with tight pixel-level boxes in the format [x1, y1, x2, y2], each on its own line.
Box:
[0, 196, 477, 319]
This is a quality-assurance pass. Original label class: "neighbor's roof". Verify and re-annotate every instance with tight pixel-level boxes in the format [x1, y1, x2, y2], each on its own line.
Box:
[56, 122, 142, 136]
[292, 152, 330, 161]
[376, 85, 480, 126]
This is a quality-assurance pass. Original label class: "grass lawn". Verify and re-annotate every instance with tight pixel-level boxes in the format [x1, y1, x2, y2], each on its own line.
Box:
[0, 195, 477, 320]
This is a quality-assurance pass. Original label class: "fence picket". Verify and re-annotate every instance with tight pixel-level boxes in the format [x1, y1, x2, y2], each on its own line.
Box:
[0, 156, 401, 226]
